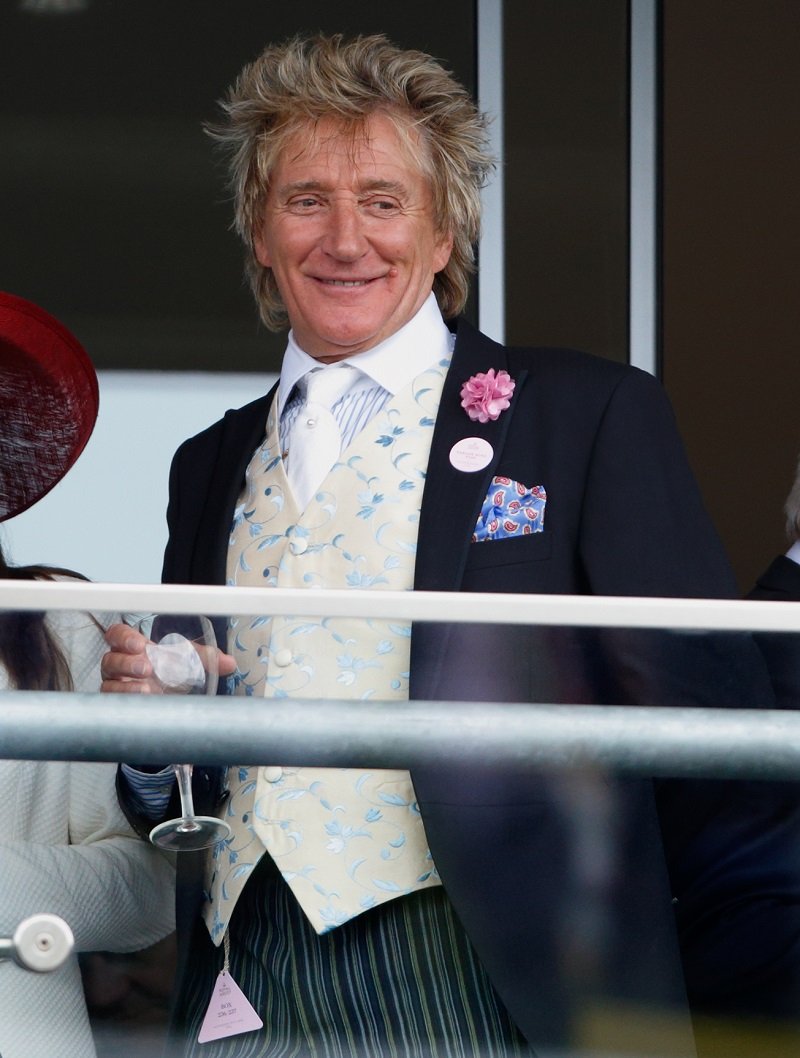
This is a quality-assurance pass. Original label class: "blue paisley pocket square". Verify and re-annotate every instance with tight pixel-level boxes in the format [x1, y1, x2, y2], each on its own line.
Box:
[473, 476, 547, 542]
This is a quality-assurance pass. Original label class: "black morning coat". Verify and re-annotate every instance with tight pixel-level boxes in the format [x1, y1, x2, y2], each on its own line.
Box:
[122, 319, 800, 1053]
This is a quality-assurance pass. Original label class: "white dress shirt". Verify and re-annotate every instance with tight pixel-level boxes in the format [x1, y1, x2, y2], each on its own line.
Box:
[786, 540, 800, 566]
[278, 292, 454, 453]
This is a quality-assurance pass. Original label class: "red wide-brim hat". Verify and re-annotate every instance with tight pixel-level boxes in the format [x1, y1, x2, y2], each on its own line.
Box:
[0, 292, 99, 522]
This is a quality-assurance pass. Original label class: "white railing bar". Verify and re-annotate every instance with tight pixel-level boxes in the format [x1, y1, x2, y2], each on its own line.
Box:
[1, 693, 798, 779]
[1, 580, 800, 633]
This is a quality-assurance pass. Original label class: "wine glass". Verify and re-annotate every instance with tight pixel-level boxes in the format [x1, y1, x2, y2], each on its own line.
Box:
[137, 614, 232, 852]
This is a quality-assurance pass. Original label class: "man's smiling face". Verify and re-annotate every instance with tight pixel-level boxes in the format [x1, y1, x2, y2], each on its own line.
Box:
[253, 112, 453, 363]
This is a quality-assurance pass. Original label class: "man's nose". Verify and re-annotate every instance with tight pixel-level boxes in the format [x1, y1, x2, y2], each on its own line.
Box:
[322, 201, 367, 260]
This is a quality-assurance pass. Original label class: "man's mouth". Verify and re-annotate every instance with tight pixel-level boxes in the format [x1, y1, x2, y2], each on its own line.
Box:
[319, 278, 374, 287]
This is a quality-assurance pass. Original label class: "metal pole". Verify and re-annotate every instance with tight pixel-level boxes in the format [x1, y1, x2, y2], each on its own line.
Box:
[2, 691, 799, 780]
[3, 580, 800, 633]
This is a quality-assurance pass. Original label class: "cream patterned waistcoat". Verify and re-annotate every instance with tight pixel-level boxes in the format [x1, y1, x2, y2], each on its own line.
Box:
[203, 358, 449, 943]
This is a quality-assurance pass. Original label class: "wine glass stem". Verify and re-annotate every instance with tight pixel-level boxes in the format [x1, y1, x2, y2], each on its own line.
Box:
[174, 765, 199, 828]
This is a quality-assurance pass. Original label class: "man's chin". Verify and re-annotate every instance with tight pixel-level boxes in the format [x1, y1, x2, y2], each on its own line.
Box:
[297, 319, 388, 361]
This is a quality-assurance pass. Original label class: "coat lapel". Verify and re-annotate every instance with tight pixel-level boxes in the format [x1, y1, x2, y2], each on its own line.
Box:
[189, 319, 528, 595]
[192, 387, 277, 585]
[414, 320, 528, 591]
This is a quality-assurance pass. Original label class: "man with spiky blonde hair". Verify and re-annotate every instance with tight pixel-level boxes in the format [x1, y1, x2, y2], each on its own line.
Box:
[106, 33, 800, 1058]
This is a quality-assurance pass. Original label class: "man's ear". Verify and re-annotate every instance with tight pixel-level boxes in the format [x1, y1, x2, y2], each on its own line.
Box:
[433, 230, 454, 274]
[253, 230, 272, 268]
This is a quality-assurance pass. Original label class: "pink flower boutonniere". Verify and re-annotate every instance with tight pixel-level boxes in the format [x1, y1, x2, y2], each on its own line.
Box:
[460, 369, 516, 423]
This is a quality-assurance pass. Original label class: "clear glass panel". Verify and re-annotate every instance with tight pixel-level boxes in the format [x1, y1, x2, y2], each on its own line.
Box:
[2, 607, 799, 1056]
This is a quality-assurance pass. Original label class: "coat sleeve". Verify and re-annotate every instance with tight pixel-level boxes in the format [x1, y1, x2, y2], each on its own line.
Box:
[161, 434, 194, 585]
[0, 610, 175, 952]
[0, 762, 175, 952]
[118, 428, 228, 836]
[578, 368, 800, 1017]
[578, 365, 736, 600]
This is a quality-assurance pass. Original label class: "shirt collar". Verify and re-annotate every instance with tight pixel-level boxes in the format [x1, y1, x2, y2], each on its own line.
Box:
[276, 292, 451, 417]
[786, 540, 800, 566]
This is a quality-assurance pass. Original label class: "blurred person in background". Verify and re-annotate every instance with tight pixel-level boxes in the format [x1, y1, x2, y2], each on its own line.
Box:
[748, 454, 800, 713]
[750, 454, 800, 604]
[0, 292, 175, 1058]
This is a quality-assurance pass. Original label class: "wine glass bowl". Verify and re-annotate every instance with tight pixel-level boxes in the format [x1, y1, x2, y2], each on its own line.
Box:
[138, 614, 232, 853]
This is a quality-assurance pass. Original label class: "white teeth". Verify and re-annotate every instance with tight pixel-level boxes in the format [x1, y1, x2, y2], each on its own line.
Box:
[324, 279, 368, 287]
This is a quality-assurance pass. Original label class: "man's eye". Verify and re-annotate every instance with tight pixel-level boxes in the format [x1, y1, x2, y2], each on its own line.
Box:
[289, 197, 321, 211]
[366, 198, 400, 214]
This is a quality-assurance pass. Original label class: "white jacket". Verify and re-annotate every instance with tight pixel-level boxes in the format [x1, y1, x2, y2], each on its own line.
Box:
[0, 603, 175, 1058]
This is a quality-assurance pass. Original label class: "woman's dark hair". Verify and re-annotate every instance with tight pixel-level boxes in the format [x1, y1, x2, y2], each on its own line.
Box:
[0, 542, 86, 691]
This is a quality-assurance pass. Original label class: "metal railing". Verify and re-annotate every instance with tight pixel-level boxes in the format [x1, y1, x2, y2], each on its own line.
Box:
[2, 580, 799, 779]
[3, 577, 800, 630]
[2, 694, 800, 779]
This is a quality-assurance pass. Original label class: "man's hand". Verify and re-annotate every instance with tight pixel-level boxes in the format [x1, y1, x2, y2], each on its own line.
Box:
[100, 623, 236, 693]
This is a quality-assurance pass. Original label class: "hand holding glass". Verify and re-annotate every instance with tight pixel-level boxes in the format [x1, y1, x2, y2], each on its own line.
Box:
[139, 615, 232, 852]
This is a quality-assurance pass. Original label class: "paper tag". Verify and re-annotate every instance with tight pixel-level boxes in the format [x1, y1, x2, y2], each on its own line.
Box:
[197, 970, 263, 1044]
[449, 436, 494, 473]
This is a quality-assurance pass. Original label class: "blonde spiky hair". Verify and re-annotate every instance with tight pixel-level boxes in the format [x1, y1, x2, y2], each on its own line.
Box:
[207, 33, 494, 330]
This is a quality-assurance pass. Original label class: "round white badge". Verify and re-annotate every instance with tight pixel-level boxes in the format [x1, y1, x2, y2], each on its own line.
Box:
[449, 436, 494, 473]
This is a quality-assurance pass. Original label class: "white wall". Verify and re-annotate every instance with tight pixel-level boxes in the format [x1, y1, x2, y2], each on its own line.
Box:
[1, 371, 276, 584]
